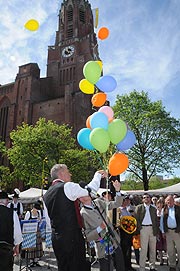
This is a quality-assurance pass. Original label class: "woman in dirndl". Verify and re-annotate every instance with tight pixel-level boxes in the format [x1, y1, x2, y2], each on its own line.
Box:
[24, 202, 43, 267]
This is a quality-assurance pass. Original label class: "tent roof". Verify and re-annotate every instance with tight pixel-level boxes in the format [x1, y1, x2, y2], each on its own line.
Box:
[19, 188, 47, 204]
[125, 182, 180, 196]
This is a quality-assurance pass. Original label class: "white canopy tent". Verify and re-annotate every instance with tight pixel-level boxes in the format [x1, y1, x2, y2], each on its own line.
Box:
[19, 188, 47, 204]
[98, 182, 180, 196]
[125, 182, 180, 196]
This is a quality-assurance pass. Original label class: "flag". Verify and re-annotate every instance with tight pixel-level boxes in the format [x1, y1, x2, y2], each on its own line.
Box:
[92, 8, 99, 28]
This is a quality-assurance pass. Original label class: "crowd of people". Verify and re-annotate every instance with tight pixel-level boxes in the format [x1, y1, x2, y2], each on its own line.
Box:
[0, 163, 180, 271]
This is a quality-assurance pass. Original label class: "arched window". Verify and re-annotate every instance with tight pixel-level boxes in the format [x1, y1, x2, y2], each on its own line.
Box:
[67, 5, 73, 22]
[79, 6, 85, 23]
[0, 97, 10, 141]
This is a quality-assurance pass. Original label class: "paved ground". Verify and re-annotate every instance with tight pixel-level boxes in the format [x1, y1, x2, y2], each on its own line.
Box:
[14, 245, 170, 271]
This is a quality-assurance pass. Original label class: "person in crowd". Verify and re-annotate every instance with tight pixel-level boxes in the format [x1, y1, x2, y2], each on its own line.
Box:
[173, 194, 178, 200]
[0, 191, 23, 271]
[102, 190, 113, 201]
[8, 188, 23, 219]
[43, 163, 107, 271]
[156, 199, 166, 265]
[174, 197, 180, 206]
[79, 179, 125, 271]
[119, 195, 136, 271]
[159, 196, 165, 205]
[24, 202, 43, 267]
[133, 193, 159, 271]
[151, 197, 158, 208]
[160, 194, 180, 271]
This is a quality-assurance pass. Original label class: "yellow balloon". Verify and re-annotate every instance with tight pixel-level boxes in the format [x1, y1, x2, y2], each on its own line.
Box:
[79, 79, 94, 94]
[96, 60, 103, 70]
[24, 19, 39, 31]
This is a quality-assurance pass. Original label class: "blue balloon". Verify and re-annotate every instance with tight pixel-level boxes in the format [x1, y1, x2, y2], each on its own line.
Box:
[90, 112, 109, 130]
[77, 128, 94, 150]
[96, 75, 117, 93]
[116, 130, 136, 151]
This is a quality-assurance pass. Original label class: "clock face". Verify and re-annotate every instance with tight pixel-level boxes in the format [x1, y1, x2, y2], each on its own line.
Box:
[62, 45, 75, 57]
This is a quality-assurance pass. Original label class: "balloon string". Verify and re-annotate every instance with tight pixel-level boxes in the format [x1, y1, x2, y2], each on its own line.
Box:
[94, 151, 109, 231]
[94, 150, 106, 170]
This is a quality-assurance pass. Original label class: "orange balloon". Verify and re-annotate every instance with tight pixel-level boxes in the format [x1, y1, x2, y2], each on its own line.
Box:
[98, 27, 109, 40]
[109, 118, 114, 123]
[108, 153, 129, 176]
[86, 115, 91, 129]
[91, 92, 107, 107]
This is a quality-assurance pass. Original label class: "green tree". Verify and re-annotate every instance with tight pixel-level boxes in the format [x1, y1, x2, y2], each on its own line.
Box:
[7, 118, 99, 187]
[113, 90, 180, 191]
[0, 140, 11, 189]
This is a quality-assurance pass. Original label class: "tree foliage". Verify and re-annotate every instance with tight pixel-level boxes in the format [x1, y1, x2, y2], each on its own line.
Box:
[113, 90, 180, 190]
[7, 118, 100, 188]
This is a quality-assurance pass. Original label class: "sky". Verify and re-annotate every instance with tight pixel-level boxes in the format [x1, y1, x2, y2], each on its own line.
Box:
[0, 0, 179, 178]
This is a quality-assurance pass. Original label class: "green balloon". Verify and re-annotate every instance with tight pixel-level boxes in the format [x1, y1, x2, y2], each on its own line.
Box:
[83, 61, 101, 85]
[90, 128, 110, 153]
[108, 119, 127, 144]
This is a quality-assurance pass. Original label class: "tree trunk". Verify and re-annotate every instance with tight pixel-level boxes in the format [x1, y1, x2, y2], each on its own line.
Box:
[142, 168, 149, 191]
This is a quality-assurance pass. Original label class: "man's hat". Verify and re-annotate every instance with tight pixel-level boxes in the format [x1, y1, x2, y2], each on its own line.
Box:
[13, 188, 20, 198]
[0, 191, 10, 199]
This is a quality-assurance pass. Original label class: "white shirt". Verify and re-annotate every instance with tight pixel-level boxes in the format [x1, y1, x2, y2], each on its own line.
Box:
[13, 211, 23, 245]
[24, 210, 41, 220]
[142, 203, 153, 225]
[64, 172, 102, 201]
[7, 200, 23, 215]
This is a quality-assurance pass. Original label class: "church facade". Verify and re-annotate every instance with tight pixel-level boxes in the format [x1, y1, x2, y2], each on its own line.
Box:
[0, 0, 100, 150]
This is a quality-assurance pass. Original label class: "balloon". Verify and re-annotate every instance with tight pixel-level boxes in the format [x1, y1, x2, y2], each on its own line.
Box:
[99, 106, 114, 121]
[83, 61, 101, 84]
[96, 60, 103, 70]
[108, 153, 129, 175]
[109, 118, 114, 123]
[90, 128, 110, 153]
[77, 128, 94, 150]
[79, 79, 94, 94]
[90, 112, 109, 130]
[116, 130, 136, 151]
[96, 75, 117, 93]
[91, 92, 107, 107]
[98, 27, 109, 40]
[24, 19, 39, 31]
[108, 119, 127, 144]
[86, 115, 91, 129]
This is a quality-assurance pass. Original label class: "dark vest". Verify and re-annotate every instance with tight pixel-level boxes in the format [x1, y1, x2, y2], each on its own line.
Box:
[44, 182, 79, 233]
[10, 202, 21, 216]
[0, 205, 14, 245]
[163, 205, 180, 233]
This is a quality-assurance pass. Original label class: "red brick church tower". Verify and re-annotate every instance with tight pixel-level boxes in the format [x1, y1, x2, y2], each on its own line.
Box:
[0, 0, 100, 150]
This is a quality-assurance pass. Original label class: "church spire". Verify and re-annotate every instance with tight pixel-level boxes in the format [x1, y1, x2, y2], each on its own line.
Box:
[55, 0, 95, 46]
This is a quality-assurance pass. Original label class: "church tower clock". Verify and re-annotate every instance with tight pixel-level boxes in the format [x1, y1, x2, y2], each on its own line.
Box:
[47, 0, 100, 133]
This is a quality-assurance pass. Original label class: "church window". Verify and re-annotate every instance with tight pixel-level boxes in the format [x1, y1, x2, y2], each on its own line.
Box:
[67, 25, 73, 38]
[70, 68, 72, 80]
[79, 6, 85, 23]
[0, 106, 9, 141]
[67, 5, 73, 22]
